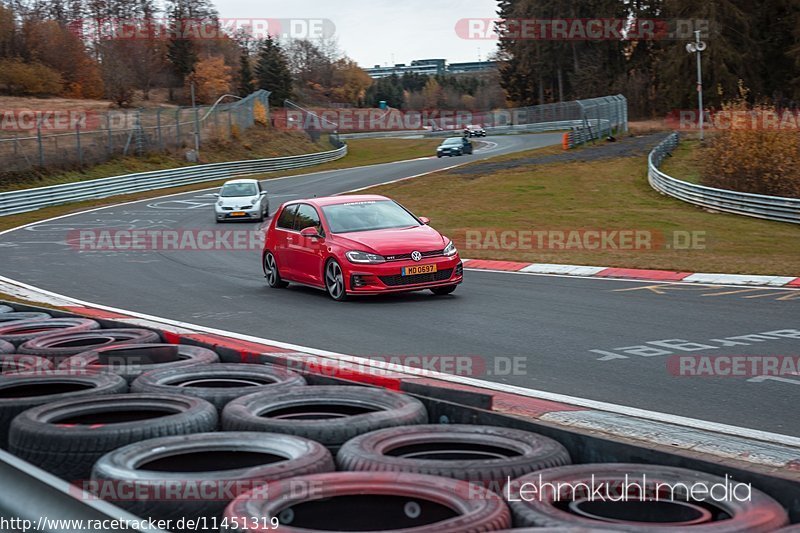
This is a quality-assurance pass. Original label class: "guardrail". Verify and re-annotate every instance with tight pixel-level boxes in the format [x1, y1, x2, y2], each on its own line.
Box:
[648, 133, 800, 225]
[0, 145, 347, 217]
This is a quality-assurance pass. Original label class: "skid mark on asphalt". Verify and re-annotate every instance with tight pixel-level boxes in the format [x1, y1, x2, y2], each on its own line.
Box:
[613, 283, 800, 301]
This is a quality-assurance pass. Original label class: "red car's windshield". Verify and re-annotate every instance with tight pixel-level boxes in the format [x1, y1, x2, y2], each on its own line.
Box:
[322, 200, 421, 233]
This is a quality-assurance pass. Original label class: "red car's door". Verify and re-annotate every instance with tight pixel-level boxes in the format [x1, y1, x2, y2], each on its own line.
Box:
[272, 204, 298, 279]
[288, 203, 326, 287]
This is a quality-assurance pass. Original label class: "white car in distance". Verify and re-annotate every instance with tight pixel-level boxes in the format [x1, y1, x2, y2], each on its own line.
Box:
[214, 179, 269, 223]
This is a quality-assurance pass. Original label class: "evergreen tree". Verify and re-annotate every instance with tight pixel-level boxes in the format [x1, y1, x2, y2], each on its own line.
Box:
[255, 36, 293, 102]
[238, 48, 255, 96]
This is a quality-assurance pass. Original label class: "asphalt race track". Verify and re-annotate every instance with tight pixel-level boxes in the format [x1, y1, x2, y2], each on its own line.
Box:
[1, 132, 799, 436]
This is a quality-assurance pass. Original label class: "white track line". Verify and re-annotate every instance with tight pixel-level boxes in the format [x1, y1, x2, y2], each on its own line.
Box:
[1, 274, 799, 449]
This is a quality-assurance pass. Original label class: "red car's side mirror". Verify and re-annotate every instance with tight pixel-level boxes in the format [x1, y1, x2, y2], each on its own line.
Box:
[300, 227, 322, 238]
[419, 217, 430, 225]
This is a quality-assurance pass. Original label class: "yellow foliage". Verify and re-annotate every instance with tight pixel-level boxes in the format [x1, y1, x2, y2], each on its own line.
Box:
[187, 56, 232, 105]
[0, 59, 62, 95]
[253, 100, 268, 127]
[701, 94, 800, 198]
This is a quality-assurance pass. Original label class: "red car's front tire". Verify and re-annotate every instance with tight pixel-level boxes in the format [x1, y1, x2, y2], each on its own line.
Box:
[431, 284, 457, 296]
[325, 259, 347, 301]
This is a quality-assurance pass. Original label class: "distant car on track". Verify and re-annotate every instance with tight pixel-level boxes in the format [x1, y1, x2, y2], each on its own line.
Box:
[214, 179, 268, 222]
[436, 137, 473, 157]
[464, 124, 486, 137]
[262, 195, 463, 301]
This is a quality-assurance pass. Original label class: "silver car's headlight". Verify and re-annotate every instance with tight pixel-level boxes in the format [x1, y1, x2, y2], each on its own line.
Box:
[443, 240, 457, 256]
[217, 200, 223, 206]
[345, 251, 386, 264]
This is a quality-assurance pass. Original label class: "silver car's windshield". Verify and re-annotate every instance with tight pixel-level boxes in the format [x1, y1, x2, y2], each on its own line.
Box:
[322, 200, 420, 233]
[220, 183, 257, 197]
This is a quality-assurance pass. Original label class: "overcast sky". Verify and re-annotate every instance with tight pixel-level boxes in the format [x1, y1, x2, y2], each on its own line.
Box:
[216, 0, 500, 66]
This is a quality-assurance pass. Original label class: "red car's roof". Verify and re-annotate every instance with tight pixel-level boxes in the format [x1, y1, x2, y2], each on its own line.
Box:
[286, 195, 390, 207]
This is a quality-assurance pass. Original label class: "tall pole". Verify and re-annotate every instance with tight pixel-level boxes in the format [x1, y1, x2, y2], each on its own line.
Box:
[695, 30, 704, 141]
[191, 81, 200, 158]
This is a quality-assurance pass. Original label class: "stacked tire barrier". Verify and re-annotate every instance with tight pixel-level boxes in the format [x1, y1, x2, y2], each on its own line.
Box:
[0, 303, 795, 532]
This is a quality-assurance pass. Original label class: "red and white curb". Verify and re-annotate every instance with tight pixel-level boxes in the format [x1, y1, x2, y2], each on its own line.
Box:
[1, 275, 799, 470]
[463, 259, 800, 287]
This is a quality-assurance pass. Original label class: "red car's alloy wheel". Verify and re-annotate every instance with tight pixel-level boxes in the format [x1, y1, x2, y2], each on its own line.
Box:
[325, 260, 347, 301]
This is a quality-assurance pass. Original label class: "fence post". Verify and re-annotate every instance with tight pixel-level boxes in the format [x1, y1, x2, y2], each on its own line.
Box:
[156, 109, 163, 150]
[106, 112, 113, 156]
[228, 109, 233, 139]
[76, 123, 83, 167]
[175, 108, 181, 148]
[36, 118, 44, 167]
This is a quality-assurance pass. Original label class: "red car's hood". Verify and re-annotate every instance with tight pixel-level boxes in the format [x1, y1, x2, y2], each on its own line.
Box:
[335, 225, 447, 255]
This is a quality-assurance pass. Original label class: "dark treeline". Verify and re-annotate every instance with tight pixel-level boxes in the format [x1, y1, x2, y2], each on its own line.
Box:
[497, 0, 800, 117]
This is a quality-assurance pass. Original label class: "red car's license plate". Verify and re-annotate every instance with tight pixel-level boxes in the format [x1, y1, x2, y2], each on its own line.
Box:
[402, 264, 437, 276]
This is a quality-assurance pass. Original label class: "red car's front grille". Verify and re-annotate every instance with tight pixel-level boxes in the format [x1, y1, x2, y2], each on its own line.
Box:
[379, 268, 454, 287]
[384, 249, 444, 261]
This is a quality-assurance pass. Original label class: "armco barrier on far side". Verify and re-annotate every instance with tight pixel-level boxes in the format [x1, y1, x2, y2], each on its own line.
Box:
[0, 145, 347, 217]
[648, 132, 800, 224]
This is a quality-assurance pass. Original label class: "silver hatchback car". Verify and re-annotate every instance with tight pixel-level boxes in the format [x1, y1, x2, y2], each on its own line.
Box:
[214, 179, 269, 222]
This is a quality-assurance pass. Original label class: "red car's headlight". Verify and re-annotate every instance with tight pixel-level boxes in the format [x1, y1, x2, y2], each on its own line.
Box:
[443, 240, 458, 257]
[345, 250, 386, 264]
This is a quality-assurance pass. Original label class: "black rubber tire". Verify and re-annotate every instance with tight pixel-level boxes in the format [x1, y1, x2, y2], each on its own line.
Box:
[0, 318, 100, 346]
[222, 386, 428, 451]
[337, 424, 571, 490]
[263, 251, 289, 288]
[131, 363, 307, 410]
[222, 471, 511, 532]
[0, 312, 52, 325]
[0, 370, 127, 449]
[91, 431, 334, 523]
[0, 339, 13, 354]
[324, 259, 347, 302]
[0, 305, 13, 313]
[0, 354, 53, 374]
[505, 463, 789, 532]
[9, 393, 218, 481]
[16, 328, 161, 361]
[58, 343, 220, 383]
[430, 285, 457, 296]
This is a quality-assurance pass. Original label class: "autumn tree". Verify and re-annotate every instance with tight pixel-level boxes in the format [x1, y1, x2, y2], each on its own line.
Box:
[329, 58, 372, 105]
[21, 19, 103, 98]
[0, 58, 62, 95]
[187, 54, 232, 104]
[98, 39, 137, 106]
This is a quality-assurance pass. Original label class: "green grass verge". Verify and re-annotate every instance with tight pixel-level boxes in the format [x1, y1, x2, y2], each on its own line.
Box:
[0, 137, 441, 233]
[360, 142, 800, 275]
[659, 140, 703, 184]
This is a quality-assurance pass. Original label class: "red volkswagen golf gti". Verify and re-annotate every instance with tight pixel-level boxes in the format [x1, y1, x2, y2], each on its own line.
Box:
[262, 195, 463, 300]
